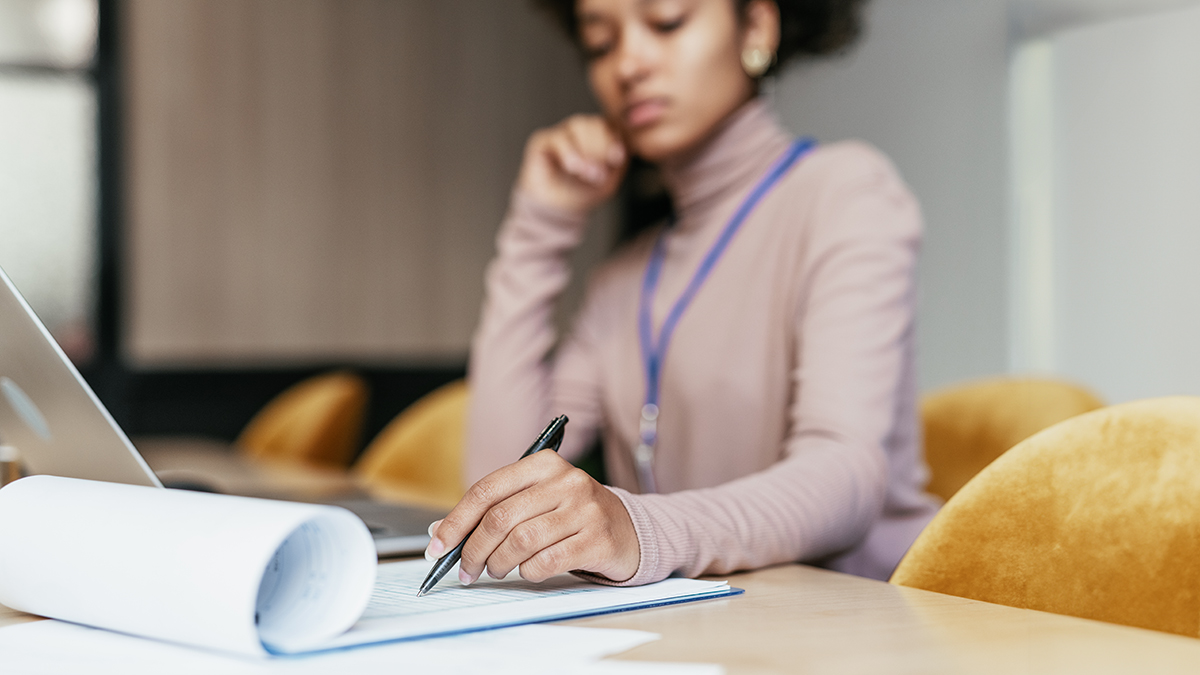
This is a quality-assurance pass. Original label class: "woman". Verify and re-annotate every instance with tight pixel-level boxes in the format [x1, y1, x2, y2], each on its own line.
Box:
[426, 0, 939, 587]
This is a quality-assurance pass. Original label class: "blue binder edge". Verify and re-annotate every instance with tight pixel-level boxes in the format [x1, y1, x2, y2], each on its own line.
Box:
[273, 586, 745, 657]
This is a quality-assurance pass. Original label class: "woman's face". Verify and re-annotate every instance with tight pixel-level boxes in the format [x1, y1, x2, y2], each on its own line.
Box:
[578, 0, 762, 163]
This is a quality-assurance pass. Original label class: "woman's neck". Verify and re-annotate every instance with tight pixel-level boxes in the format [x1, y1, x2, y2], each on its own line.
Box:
[658, 97, 792, 222]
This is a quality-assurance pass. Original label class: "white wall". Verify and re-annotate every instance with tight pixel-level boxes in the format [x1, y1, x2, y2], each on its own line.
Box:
[1014, 4, 1200, 402]
[773, 0, 1012, 390]
[776, 0, 1200, 397]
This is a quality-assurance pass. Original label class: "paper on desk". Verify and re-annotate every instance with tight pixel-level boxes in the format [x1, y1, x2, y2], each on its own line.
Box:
[0, 477, 734, 659]
[307, 559, 733, 652]
[0, 620, 723, 674]
[0, 476, 377, 657]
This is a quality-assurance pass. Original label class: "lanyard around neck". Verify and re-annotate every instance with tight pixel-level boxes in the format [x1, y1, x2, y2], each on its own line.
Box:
[633, 137, 816, 493]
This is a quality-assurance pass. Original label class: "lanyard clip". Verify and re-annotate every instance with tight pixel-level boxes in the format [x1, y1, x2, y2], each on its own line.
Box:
[639, 403, 659, 445]
[635, 404, 659, 493]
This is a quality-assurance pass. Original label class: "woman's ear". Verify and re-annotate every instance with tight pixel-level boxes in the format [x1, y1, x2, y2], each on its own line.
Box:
[740, 0, 781, 78]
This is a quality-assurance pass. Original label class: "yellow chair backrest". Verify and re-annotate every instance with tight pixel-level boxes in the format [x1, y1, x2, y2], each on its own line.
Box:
[892, 396, 1200, 637]
[353, 380, 468, 510]
[236, 371, 368, 468]
[921, 377, 1105, 501]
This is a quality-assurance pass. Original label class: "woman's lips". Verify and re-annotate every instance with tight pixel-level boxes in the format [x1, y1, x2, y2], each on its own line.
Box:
[625, 98, 668, 128]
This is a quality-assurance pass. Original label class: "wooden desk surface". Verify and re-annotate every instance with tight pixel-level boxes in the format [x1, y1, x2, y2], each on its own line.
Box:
[5, 442, 1200, 672]
[4, 562, 1199, 673]
[580, 564, 1200, 674]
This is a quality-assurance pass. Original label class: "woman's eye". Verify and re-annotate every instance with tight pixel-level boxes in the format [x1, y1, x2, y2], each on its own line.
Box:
[583, 42, 614, 60]
[652, 15, 685, 33]
[580, 23, 615, 60]
[648, 11, 686, 33]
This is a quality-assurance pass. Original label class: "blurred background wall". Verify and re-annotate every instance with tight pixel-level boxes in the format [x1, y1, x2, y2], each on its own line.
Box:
[2, 0, 1200, 443]
[122, 0, 612, 367]
[778, 0, 1012, 390]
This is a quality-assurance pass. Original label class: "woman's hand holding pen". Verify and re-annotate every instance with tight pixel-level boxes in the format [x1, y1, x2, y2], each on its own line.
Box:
[517, 114, 628, 215]
[425, 450, 639, 585]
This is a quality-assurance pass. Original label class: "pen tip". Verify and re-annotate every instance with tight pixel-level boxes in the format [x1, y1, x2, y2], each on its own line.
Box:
[416, 587, 427, 598]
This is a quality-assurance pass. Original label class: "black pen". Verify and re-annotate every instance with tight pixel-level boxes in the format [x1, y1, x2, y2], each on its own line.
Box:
[416, 415, 569, 597]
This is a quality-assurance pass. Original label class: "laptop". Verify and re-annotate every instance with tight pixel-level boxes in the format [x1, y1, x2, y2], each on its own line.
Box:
[0, 265, 445, 556]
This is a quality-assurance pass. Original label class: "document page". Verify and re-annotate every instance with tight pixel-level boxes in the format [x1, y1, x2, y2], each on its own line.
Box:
[304, 559, 734, 654]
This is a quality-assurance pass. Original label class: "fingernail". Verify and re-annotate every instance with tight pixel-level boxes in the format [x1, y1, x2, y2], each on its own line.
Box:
[427, 520, 441, 537]
[459, 568, 474, 586]
[425, 538, 444, 561]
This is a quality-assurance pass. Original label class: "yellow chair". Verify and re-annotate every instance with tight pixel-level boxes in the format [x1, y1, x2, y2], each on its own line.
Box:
[892, 396, 1200, 638]
[236, 371, 368, 468]
[353, 379, 468, 510]
[921, 377, 1105, 501]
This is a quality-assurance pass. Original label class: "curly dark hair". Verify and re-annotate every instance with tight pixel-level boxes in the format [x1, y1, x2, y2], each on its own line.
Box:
[533, 0, 868, 75]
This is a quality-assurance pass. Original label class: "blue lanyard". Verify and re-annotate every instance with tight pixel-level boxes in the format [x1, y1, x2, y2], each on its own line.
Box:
[633, 137, 816, 493]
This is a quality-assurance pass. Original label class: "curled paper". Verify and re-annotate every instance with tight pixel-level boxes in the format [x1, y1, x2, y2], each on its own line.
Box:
[0, 475, 376, 656]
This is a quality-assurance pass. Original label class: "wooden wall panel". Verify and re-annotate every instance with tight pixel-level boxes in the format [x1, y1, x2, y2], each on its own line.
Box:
[123, 0, 606, 366]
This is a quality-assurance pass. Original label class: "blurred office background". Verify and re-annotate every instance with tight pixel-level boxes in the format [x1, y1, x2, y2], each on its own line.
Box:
[2, 0, 1199, 445]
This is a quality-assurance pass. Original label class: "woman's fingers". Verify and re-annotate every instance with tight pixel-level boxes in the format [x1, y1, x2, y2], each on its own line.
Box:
[517, 114, 627, 213]
[539, 116, 625, 186]
[545, 132, 596, 184]
[427, 449, 639, 587]
[476, 495, 583, 581]
[563, 116, 626, 180]
[518, 532, 592, 583]
[457, 481, 563, 584]
[424, 520, 443, 561]
[575, 115, 626, 166]
[472, 467, 639, 585]
[547, 128, 609, 186]
[424, 450, 565, 563]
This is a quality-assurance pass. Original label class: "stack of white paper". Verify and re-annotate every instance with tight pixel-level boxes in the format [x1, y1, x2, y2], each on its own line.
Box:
[0, 476, 735, 661]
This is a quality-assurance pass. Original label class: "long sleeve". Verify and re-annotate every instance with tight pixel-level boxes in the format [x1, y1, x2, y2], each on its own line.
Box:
[465, 191, 608, 484]
[605, 147, 923, 585]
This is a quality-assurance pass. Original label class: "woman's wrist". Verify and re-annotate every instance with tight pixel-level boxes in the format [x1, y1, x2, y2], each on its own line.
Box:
[569, 486, 658, 586]
[497, 188, 593, 258]
[511, 186, 592, 224]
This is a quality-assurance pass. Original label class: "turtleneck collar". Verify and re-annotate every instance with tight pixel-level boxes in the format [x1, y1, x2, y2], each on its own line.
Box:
[658, 97, 793, 225]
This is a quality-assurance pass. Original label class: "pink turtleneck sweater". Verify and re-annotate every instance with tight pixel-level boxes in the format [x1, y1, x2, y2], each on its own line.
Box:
[466, 99, 939, 583]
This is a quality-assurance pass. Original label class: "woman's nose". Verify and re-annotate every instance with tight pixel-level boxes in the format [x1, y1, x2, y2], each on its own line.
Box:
[614, 27, 655, 85]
